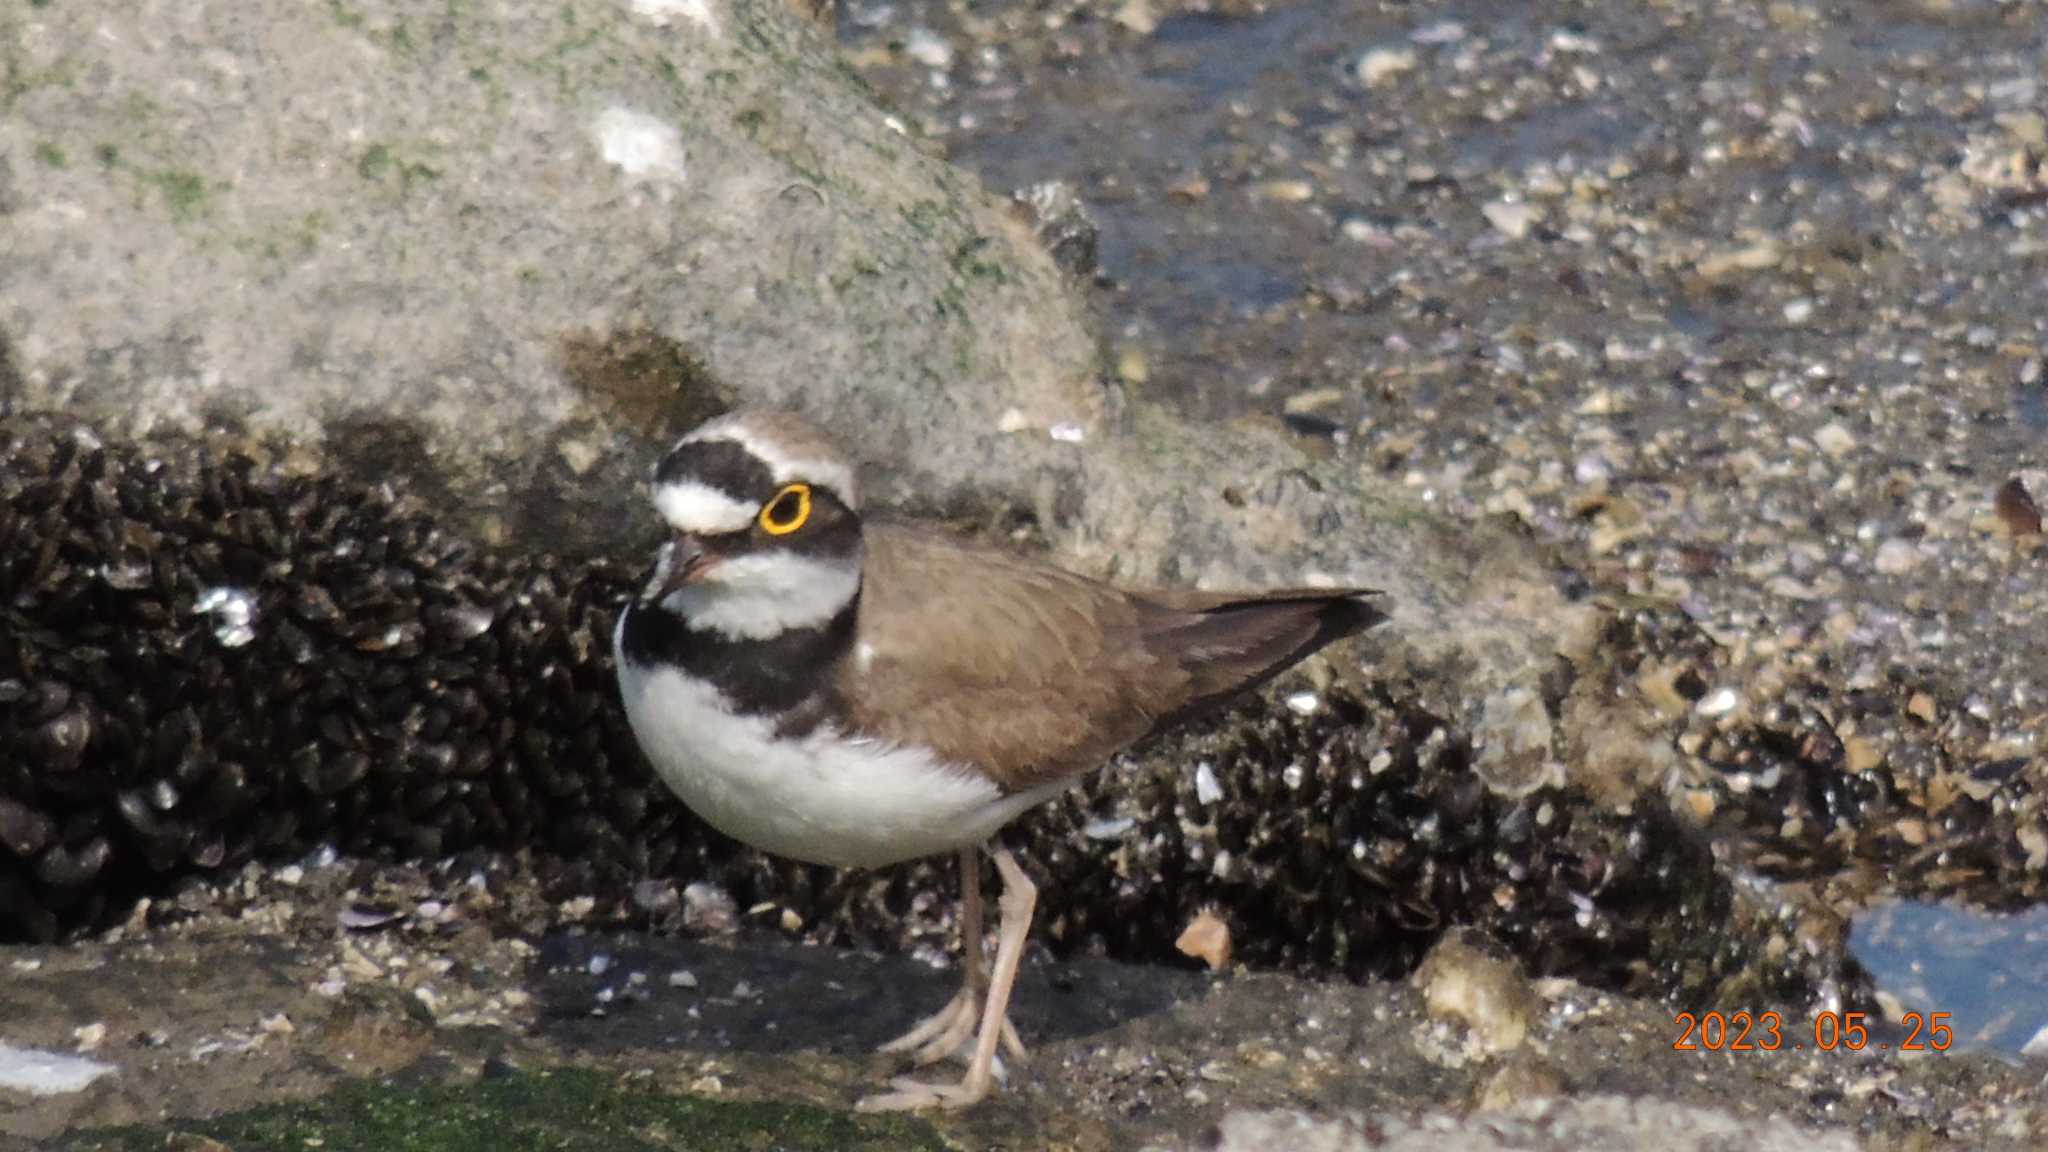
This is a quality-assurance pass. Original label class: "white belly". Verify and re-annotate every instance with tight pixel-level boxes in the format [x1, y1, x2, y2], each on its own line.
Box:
[615, 642, 1059, 869]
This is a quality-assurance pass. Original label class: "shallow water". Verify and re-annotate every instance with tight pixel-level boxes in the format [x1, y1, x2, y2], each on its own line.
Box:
[1852, 900, 2048, 1056]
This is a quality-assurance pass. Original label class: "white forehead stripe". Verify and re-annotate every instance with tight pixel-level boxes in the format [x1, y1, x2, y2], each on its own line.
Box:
[681, 420, 858, 507]
[654, 480, 757, 533]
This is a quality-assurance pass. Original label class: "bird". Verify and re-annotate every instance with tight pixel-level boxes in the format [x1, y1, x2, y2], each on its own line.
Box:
[612, 409, 1387, 1111]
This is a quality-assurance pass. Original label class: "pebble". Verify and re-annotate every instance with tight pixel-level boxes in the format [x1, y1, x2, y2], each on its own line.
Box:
[682, 882, 737, 935]
[904, 27, 953, 69]
[1696, 687, 1740, 717]
[0, 1044, 115, 1096]
[1113, 0, 1158, 36]
[1814, 422, 1857, 459]
[1412, 929, 1539, 1055]
[1481, 200, 1537, 240]
[1695, 239, 1782, 280]
[1995, 478, 2042, 538]
[1873, 539, 1920, 575]
[1339, 218, 1387, 245]
[1255, 180, 1315, 203]
[2023, 1024, 2048, 1058]
[1083, 815, 1136, 840]
[1116, 346, 1151, 386]
[1175, 908, 1232, 971]
[1357, 46, 1417, 87]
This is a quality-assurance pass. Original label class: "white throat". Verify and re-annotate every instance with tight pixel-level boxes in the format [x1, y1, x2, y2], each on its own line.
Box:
[668, 551, 860, 640]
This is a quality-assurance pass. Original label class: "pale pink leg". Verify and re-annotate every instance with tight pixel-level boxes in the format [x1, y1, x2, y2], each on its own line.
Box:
[858, 847, 1037, 1112]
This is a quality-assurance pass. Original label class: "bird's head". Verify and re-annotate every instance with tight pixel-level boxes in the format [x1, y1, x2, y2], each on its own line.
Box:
[640, 410, 864, 640]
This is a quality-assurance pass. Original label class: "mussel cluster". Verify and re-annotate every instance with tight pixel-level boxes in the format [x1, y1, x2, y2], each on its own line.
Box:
[0, 414, 1853, 1009]
[1607, 606, 2046, 912]
[1016, 688, 1851, 1008]
[0, 416, 684, 940]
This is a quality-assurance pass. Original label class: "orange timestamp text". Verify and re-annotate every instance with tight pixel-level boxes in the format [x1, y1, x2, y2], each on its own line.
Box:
[1672, 1010, 1953, 1053]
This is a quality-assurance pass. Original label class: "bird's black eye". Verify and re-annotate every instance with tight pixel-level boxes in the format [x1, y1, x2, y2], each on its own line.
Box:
[758, 483, 812, 536]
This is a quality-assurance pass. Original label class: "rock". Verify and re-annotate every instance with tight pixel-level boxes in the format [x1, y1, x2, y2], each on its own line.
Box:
[1255, 180, 1317, 203]
[0, 1043, 115, 1097]
[0, 0, 1100, 559]
[1814, 422, 1858, 459]
[1842, 736, 1883, 774]
[1174, 907, 1231, 971]
[1357, 47, 1418, 88]
[1995, 478, 2042, 538]
[1470, 1056, 1565, 1110]
[1694, 239, 1783, 281]
[1481, 200, 1538, 240]
[1113, 0, 1159, 36]
[902, 26, 953, 70]
[1472, 687, 1560, 798]
[1411, 928, 1538, 1056]
[1873, 539, 1920, 575]
[1012, 181, 1101, 279]
[1151, 1098, 1863, 1152]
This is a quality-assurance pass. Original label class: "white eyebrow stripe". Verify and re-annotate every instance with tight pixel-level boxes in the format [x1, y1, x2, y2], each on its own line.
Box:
[681, 422, 858, 508]
[654, 480, 757, 533]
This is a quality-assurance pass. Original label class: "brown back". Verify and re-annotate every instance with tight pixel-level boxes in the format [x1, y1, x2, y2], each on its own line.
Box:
[835, 524, 1384, 793]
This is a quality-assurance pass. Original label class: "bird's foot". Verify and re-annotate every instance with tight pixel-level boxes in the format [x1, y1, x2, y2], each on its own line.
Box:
[877, 985, 1027, 1068]
[855, 1072, 991, 1113]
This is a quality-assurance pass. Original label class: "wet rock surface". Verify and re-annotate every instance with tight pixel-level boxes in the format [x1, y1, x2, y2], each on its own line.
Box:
[4, 858, 2042, 1150]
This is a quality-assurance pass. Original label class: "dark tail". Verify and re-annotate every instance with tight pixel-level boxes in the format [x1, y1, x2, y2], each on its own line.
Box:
[1142, 589, 1387, 727]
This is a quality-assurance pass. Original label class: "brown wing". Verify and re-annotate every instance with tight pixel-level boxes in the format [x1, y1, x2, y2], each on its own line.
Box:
[835, 524, 1385, 794]
[835, 525, 1175, 793]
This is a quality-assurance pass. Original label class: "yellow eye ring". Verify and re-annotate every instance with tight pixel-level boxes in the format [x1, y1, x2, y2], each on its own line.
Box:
[758, 483, 812, 536]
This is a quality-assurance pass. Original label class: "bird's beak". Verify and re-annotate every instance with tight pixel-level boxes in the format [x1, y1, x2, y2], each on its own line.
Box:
[646, 534, 720, 604]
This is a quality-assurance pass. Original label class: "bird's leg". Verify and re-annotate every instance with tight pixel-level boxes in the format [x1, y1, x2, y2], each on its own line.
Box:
[875, 848, 984, 1060]
[858, 847, 1037, 1112]
[875, 847, 1027, 1067]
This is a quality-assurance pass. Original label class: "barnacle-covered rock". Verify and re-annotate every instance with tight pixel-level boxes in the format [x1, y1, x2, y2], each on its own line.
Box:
[0, 413, 1861, 1014]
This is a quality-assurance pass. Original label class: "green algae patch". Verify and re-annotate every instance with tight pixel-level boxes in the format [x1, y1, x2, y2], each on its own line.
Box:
[54, 1066, 952, 1152]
